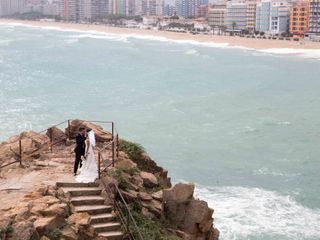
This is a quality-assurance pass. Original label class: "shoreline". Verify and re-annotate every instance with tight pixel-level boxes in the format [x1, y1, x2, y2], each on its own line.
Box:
[1, 19, 320, 51]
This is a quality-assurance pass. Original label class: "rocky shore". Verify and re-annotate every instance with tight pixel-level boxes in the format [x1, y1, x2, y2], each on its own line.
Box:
[0, 120, 219, 240]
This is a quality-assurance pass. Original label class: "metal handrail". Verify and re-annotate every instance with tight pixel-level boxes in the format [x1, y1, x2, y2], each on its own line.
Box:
[101, 178, 144, 240]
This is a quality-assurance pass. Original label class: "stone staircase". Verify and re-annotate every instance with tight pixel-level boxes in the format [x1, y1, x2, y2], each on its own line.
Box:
[57, 182, 124, 240]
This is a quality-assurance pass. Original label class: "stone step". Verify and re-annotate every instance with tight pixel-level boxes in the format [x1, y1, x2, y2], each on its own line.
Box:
[93, 222, 121, 233]
[74, 205, 112, 215]
[57, 182, 99, 188]
[61, 187, 102, 196]
[98, 231, 123, 240]
[71, 195, 105, 206]
[90, 213, 115, 224]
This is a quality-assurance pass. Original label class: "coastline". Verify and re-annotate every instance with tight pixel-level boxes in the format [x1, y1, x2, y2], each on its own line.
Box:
[1, 19, 320, 51]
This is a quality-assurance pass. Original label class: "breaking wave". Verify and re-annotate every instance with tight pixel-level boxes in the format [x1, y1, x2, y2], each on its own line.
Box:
[194, 185, 320, 240]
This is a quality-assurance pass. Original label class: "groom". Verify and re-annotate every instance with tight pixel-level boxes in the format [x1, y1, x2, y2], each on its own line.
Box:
[74, 127, 86, 176]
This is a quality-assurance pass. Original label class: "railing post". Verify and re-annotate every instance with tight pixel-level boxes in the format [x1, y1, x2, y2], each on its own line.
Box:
[68, 120, 71, 140]
[49, 127, 53, 153]
[98, 152, 101, 179]
[116, 134, 119, 158]
[111, 122, 115, 167]
[19, 137, 22, 166]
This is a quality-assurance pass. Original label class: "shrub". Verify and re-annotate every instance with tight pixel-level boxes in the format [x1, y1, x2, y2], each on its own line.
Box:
[48, 229, 62, 240]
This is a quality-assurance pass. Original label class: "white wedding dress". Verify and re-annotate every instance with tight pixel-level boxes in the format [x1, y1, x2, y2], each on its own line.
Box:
[76, 130, 98, 183]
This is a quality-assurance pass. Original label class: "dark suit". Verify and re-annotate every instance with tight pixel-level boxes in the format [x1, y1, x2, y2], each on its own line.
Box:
[74, 133, 86, 174]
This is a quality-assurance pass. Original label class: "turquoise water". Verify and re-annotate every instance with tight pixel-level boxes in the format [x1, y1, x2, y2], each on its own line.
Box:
[1, 23, 320, 240]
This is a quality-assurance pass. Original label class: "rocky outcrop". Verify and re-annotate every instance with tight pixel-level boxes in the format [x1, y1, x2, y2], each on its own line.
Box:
[0, 131, 49, 165]
[0, 120, 219, 240]
[163, 183, 220, 240]
[66, 119, 112, 142]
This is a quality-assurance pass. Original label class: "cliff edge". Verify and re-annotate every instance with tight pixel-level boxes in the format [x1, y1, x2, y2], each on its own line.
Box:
[0, 120, 219, 240]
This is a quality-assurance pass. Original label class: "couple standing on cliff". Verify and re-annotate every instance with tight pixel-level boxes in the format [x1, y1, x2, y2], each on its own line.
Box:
[73, 127, 98, 183]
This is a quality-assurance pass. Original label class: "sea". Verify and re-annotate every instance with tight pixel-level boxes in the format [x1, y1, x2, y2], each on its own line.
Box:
[0, 23, 320, 240]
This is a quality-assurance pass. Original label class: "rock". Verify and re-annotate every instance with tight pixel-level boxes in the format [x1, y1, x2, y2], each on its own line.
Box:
[67, 213, 90, 232]
[61, 225, 77, 240]
[184, 200, 213, 234]
[152, 190, 163, 201]
[141, 207, 154, 218]
[40, 236, 50, 240]
[142, 200, 162, 218]
[0, 215, 12, 230]
[0, 131, 49, 163]
[162, 183, 217, 239]
[140, 171, 158, 188]
[34, 215, 63, 235]
[138, 192, 153, 201]
[120, 189, 138, 202]
[66, 119, 112, 142]
[11, 221, 40, 240]
[46, 126, 67, 145]
[163, 183, 194, 204]
[115, 158, 137, 169]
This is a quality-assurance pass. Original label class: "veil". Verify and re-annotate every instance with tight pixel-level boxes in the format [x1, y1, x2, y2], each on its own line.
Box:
[88, 130, 96, 147]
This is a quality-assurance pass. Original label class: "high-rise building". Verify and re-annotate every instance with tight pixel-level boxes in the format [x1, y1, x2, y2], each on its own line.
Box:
[290, 0, 310, 36]
[208, 3, 226, 29]
[175, 0, 201, 18]
[309, 0, 320, 34]
[164, 4, 175, 16]
[0, 0, 28, 16]
[256, 0, 290, 34]
[225, 0, 247, 31]
[196, 4, 208, 18]
[246, 0, 257, 32]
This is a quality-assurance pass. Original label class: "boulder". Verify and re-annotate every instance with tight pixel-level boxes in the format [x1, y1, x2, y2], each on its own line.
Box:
[140, 171, 158, 188]
[11, 221, 40, 240]
[163, 183, 194, 204]
[34, 215, 63, 235]
[46, 126, 67, 145]
[162, 183, 217, 239]
[152, 190, 163, 201]
[40, 236, 50, 240]
[61, 225, 77, 240]
[67, 213, 91, 232]
[138, 192, 153, 201]
[115, 158, 137, 169]
[66, 119, 112, 142]
[120, 189, 138, 202]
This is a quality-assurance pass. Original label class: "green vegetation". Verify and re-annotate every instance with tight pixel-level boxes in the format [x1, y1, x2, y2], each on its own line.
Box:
[119, 139, 152, 171]
[126, 200, 181, 240]
[111, 168, 131, 190]
[47, 229, 62, 240]
[3, 12, 61, 21]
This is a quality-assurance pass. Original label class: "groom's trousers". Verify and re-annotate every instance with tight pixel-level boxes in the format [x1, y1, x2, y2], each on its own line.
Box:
[74, 153, 82, 174]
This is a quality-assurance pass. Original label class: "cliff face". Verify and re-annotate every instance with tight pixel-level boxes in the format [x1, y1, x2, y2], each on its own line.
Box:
[0, 120, 219, 240]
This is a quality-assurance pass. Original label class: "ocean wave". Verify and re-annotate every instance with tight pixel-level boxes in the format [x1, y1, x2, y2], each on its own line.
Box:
[194, 185, 320, 240]
[3, 22, 320, 59]
[253, 167, 301, 177]
[259, 48, 320, 60]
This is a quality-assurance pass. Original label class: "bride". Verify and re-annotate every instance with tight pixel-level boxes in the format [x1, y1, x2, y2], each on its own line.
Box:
[76, 128, 98, 183]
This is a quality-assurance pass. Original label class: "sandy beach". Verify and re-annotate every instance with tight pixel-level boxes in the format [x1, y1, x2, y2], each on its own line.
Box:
[1, 19, 320, 50]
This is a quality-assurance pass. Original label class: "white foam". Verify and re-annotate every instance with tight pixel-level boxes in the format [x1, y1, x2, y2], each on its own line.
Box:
[194, 185, 320, 240]
[253, 167, 301, 177]
[259, 48, 320, 60]
[2, 21, 320, 59]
